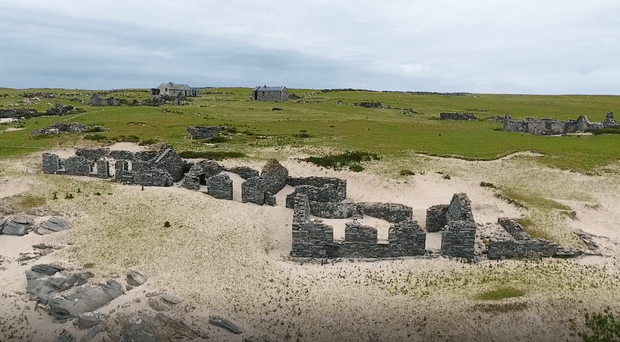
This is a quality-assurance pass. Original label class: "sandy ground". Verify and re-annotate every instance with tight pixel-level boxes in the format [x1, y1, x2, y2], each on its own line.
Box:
[1, 147, 620, 341]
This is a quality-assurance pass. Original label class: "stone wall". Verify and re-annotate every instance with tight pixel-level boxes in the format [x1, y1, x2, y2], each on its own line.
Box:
[426, 204, 448, 232]
[440, 112, 477, 120]
[357, 202, 413, 223]
[0, 108, 39, 119]
[241, 160, 288, 206]
[42, 145, 184, 187]
[285, 184, 346, 209]
[229, 166, 259, 180]
[207, 174, 233, 200]
[186, 126, 227, 140]
[388, 220, 426, 257]
[487, 218, 560, 260]
[31, 123, 108, 136]
[291, 194, 337, 258]
[253, 89, 289, 102]
[89, 94, 122, 106]
[286, 177, 347, 202]
[440, 193, 477, 260]
[503, 112, 619, 135]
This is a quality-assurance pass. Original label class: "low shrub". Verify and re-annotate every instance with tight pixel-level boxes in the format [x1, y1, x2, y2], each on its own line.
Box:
[400, 169, 415, 176]
[178, 151, 246, 160]
[83, 133, 107, 141]
[579, 310, 620, 342]
[304, 151, 380, 170]
[477, 286, 524, 300]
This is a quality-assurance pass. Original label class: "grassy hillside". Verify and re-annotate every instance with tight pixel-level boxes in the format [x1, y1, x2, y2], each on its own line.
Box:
[1, 87, 619, 171]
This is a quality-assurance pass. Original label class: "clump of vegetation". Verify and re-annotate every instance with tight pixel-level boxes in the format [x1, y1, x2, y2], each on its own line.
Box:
[112, 135, 140, 143]
[480, 181, 497, 189]
[400, 169, 415, 176]
[139, 138, 159, 146]
[164, 221, 171, 228]
[65, 193, 74, 199]
[349, 164, 364, 172]
[83, 133, 107, 141]
[477, 286, 524, 300]
[203, 136, 229, 143]
[178, 151, 246, 160]
[304, 151, 380, 170]
[18, 194, 46, 209]
[579, 309, 620, 342]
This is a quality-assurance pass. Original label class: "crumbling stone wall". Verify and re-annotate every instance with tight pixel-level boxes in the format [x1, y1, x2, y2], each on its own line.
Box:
[440, 112, 477, 120]
[487, 218, 559, 259]
[45, 103, 74, 116]
[426, 204, 448, 232]
[440, 193, 477, 260]
[241, 160, 288, 205]
[287, 177, 347, 202]
[388, 220, 426, 257]
[31, 123, 108, 135]
[503, 112, 619, 135]
[89, 94, 121, 106]
[207, 174, 233, 200]
[285, 184, 346, 209]
[179, 165, 203, 190]
[42, 145, 184, 187]
[291, 194, 337, 258]
[0, 108, 39, 119]
[229, 166, 259, 180]
[357, 202, 413, 223]
[187, 126, 227, 139]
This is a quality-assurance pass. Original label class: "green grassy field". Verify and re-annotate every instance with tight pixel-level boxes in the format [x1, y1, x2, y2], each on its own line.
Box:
[1, 87, 619, 171]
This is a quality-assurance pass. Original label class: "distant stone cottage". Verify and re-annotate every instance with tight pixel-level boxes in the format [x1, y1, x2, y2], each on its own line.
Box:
[150, 82, 199, 97]
[252, 86, 289, 102]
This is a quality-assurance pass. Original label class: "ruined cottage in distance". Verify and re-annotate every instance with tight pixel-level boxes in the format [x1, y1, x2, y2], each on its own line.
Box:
[150, 82, 199, 97]
[252, 86, 289, 102]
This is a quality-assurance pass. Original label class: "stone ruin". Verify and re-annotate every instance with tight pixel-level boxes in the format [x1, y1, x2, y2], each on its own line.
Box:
[31, 122, 108, 136]
[41, 145, 587, 262]
[45, 103, 75, 116]
[42, 145, 184, 187]
[89, 94, 122, 106]
[503, 111, 619, 135]
[187, 126, 227, 140]
[0, 108, 39, 119]
[440, 112, 478, 121]
[354, 102, 382, 109]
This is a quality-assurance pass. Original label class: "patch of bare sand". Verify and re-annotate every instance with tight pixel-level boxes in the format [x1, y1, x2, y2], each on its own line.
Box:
[0, 178, 32, 198]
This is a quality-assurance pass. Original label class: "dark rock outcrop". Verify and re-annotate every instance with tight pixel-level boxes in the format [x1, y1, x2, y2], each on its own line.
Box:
[38, 217, 72, 235]
[89, 94, 121, 106]
[186, 126, 227, 139]
[440, 112, 478, 120]
[31, 122, 108, 135]
[1, 215, 34, 236]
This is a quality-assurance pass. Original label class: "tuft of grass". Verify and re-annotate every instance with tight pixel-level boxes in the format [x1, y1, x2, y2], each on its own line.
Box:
[477, 286, 524, 301]
[178, 151, 246, 160]
[349, 164, 364, 172]
[400, 169, 415, 176]
[592, 127, 620, 135]
[83, 133, 107, 141]
[304, 151, 380, 170]
[18, 194, 46, 209]
[579, 310, 620, 342]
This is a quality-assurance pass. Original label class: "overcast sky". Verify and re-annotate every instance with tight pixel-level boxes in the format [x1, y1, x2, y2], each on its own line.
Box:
[1, 0, 619, 94]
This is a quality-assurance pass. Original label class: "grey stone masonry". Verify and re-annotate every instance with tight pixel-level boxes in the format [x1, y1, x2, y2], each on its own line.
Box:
[229, 166, 259, 180]
[308, 201, 360, 219]
[497, 217, 530, 240]
[440, 112, 477, 120]
[187, 126, 227, 140]
[207, 174, 233, 200]
[241, 160, 288, 205]
[503, 112, 619, 135]
[285, 183, 346, 209]
[291, 194, 337, 258]
[487, 217, 564, 260]
[286, 177, 347, 202]
[43, 145, 185, 188]
[357, 202, 413, 223]
[179, 165, 203, 190]
[241, 177, 265, 205]
[426, 204, 448, 232]
[388, 220, 427, 257]
[197, 159, 225, 179]
[31, 123, 108, 136]
[440, 193, 477, 260]
[89, 94, 121, 106]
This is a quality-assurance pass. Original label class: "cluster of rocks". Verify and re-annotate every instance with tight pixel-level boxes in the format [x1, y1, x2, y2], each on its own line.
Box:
[354, 102, 382, 109]
[43, 145, 184, 187]
[440, 112, 478, 121]
[486, 218, 581, 259]
[0, 108, 39, 119]
[45, 103, 76, 116]
[503, 111, 619, 135]
[187, 126, 227, 139]
[89, 94, 122, 106]
[0, 215, 71, 236]
[31, 122, 108, 136]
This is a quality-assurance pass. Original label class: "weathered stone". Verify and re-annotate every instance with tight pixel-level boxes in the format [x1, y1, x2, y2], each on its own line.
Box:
[48, 280, 123, 319]
[261, 160, 288, 195]
[39, 217, 72, 233]
[30, 264, 65, 276]
[209, 316, 244, 334]
[186, 126, 227, 139]
[54, 330, 76, 342]
[426, 204, 448, 232]
[179, 165, 203, 190]
[503, 112, 620, 135]
[285, 183, 346, 209]
[440, 112, 477, 120]
[440, 193, 477, 260]
[75, 148, 109, 161]
[89, 94, 121, 106]
[242, 177, 265, 205]
[65, 156, 91, 176]
[1, 215, 34, 235]
[152, 146, 184, 182]
[357, 202, 413, 223]
[31, 122, 107, 136]
[207, 173, 233, 200]
[497, 217, 529, 240]
[126, 271, 147, 287]
[354, 102, 381, 109]
[286, 176, 347, 202]
[75, 312, 105, 329]
[197, 159, 225, 178]
[229, 166, 260, 180]
[42, 153, 61, 174]
[488, 239, 558, 260]
[308, 201, 359, 219]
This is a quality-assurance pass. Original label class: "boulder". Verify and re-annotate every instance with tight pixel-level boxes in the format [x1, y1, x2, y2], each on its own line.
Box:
[126, 270, 147, 287]
[38, 217, 72, 235]
[48, 280, 123, 319]
[75, 312, 105, 329]
[1, 215, 34, 236]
